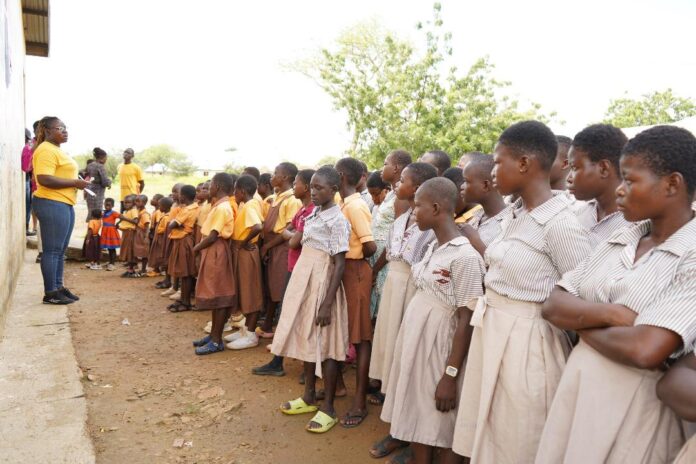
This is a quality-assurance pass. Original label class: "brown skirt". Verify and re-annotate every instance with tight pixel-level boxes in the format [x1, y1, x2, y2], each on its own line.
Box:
[134, 227, 150, 259]
[265, 231, 289, 302]
[342, 258, 373, 344]
[119, 229, 136, 263]
[148, 232, 168, 269]
[231, 241, 264, 315]
[82, 234, 101, 262]
[195, 239, 236, 310]
[168, 235, 196, 278]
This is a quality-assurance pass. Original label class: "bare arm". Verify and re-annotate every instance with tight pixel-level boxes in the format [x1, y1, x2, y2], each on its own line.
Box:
[435, 307, 475, 412]
[138, 180, 145, 193]
[316, 253, 346, 326]
[288, 229, 303, 250]
[194, 230, 218, 253]
[361, 240, 377, 258]
[36, 174, 89, 190]
[371, 249, 388, 275]
[542, 286, 637, 330]
[241, 224, 263, 250]
[656, 354, 696, 421]
[459, 223, 487, 258]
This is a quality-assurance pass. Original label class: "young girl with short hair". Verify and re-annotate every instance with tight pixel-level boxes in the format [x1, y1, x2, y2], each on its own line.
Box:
[82, 209, 103, 270]
[100, 198, 121, 271]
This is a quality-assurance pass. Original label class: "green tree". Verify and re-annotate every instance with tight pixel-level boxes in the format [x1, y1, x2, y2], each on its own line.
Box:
[171, 159, 197, 177]
[292, 3, 552, 167]
[603, 89, 696, 128]
[72, 150, 120, 179]
[136, 144, 188, 173]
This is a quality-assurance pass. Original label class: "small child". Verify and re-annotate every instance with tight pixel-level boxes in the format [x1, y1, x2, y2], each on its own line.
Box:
[146, 194, 164, 277]
[381, 177, 485, 463]
[83, 209, 103, 270]
[194, 181, 211, 245]
[161, 183, 183, 298]
[166, 185, 199, 312]
[192, 173, 237, 355]
[151, 197, 173, 287]
[133, 194, 151, 276]
[100, 198, 121, 271]
[273, 166, 351, 434]
[118, 194, 139, 277]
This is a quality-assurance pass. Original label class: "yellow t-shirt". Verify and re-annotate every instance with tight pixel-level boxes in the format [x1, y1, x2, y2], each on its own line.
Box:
[340, 192, 374, 260]
[270, 189, 302, 233]
[118, 163, 144, 200]
[233, 198, 264, 242]
[137, 210, 151, 230]
[201, 197, 235, 239]
[262, 195, 274, 219]
[197, 201, 212, 227]
[119, 208, 138, 230]
[229, 197, 239, 219]
[156, 212, 170, 234]
[455, 204, 483, 223]
[170, 203, 199, 239]
[88, 219, 102, 236]
[32, 141, 79, 205]
[151, 210, 163, 231]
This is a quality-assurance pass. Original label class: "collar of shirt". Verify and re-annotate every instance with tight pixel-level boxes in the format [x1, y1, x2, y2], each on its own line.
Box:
[273, 189, 293, 206]
[213, 196, 229, 208]
[340, 192, 361, 208]
[308, 204, 342, 225]
[185, 203, 199, 211]
[609, 217, 696, 257]
[510, 191, 573, 225]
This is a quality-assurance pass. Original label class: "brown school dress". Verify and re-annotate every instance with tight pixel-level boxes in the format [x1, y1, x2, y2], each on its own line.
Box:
[120, 229, 136, 263]
[148, 231, 167, 269]
[195, 238, 236, 310]
[134, 226, 150, 259]
[263, 196, 290, 303]
[168, 235, 196, 278]
[342, 258, 374, 344]
[82, 234, 101, 262]
[231, 241, 264, 315]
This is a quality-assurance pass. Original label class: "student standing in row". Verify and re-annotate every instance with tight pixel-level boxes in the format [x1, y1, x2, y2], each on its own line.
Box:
[149, 197, 173, 279]
[133, 194, 151, 276]
[166, 185, 199, 312]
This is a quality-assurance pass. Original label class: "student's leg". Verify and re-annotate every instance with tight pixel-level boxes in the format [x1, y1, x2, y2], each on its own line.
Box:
[108, 249, 115, 265]
[321, 359, 338, 416]
[439, 449, 465, 464]
[411, 443, 433, 464]
[173, 277, 180, 291]
[342, 341, 371, 427]
[180, 276, 193, 305]
[140, 257, 147, 274]
[302, 362, 317, 405]
[210, 306, 231, 344]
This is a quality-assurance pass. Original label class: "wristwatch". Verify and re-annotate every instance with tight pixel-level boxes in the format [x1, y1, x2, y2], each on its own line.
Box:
[445, 365, 459, 378]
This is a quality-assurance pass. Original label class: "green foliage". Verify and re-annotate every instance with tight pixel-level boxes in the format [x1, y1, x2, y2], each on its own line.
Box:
[136, 144, 189, 173]
[316, 155, 340, 167]
[170, 159, 197, 177]
[222, 162, 243, 174]
[603, 89, 696, 128]
[292, 4, 552, 168]
[71, 151, 120, 179]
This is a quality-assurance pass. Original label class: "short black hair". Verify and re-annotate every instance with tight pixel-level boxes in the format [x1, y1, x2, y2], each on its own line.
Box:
[259, 173, 272, 187]
[124, 194, 137, 202]
[556, 136, 573, 148]
[158, 197, 173, 209]
[417, 177, 457, 214]
[622, 125, 696, 196]
[389, 149, 412, 169]
[179, 185, 197, 201]
[243, 166, 261, 181]
[314, 166, 340, 190]
[359, 161, 369, 175]
[104, 197, 115, 205]
[335, 157, 364, 186]
[212, 172, 235, 194]
[277, 162, 299, 181]
[235, 174, 258, 196]
[366, 171, 388, 189]
[498, 120, 558, 171]
[93, 147, 107, 159]
[91, 209, 103, 219]
[152, 193, 164, 201]
[424, 150, 452, 173]
[464, 152, 495, 180]
[296, 169, 316, 186]
[442, 167, 464, 187]
[137, 194, 148, 203]
[572, 124, 627, 172]
[404, 162, 438, 186]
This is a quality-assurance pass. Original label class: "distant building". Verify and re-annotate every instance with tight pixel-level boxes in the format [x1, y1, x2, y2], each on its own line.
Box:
[145, 163, 167, 175]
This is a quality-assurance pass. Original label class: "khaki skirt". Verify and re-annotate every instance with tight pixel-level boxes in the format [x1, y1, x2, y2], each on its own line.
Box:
[270, 246, 349, 377]
[675, 436, 696, 464]
[168, 235, 196, 278]
[452, 290, 571, 463]
[231, 241, 264, 315]
[195, 239, 236, 310]
[535, 340, 685, 464]
[148, 232, 167, 269]
[369, 261, 417, 391]
[381, 291, 463, 448]
[133, 227, 150, 259]
[119, 229, 136, 263]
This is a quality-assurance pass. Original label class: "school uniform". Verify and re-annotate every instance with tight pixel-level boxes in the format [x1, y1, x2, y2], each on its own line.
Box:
[369, 190, 397, 318]
[82, 218, 102, 262]
[168, 203, 199, 278]
[573, 199, 632, 249]
[382, 236, 485, 448]
[271, 205, 351, 376]
[133, 209, 151, 259]
[465, 206, 508, 246]
[263, 189, 302, 302]
[453, 192, 592, 463]
[194, 201, 211, 245]
[148, 211, 170, 269]
[232, 198, 264, 315]
[287, 203, 315, 273]
[535, 218, 696, 464]
[119, 207, 138, 263]
[100, 210, 121, 250]
[675, 436, 696, 464]
[195, 197, 236, 310]
[370, 208, 435, 391]
[340, 192, 375, 344]
[359, 189, 374, 210]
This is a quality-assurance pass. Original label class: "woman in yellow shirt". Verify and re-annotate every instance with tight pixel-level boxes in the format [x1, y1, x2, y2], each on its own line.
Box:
[32, 117, 89, 305]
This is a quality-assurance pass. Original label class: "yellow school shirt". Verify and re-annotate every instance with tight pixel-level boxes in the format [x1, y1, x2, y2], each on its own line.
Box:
[156, 212, 170, 234]
[201, 197, 235, 239]
[340, 192, 374, 260]
[32, 141, 79, 205]
[455, 204, 483, 223]
[119, 208, 138, 230]
[262, 194, 274, 219]
[118, 163, 144, 200]
[271, 189, 301, 233]
[151, 210, 163, 232]
[233, 198, 264, 243]
[170, 203, 200, 239]
[137, 210, 151, 230]
[197, 201, 211, 227]
[229, 197, 239, 219]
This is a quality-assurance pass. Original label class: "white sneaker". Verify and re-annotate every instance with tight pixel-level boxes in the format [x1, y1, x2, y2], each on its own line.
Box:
[90, 264, 103, 270]
[204, 321, 233, 334]
[231, 315, 246, 329]
[161, 287, 176, 297]
[84, 263, 91, 269]
[228, 332, 259, 350]
[106, 263, 115, 271]
[169, 290, 182, 300]
[224, 328, 246, 343]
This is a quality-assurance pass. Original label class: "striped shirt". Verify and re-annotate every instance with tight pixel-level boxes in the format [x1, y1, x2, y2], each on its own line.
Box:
[386, 208, 435, 265]
[484, 193, 592, 303]
[573, 199, 631, 249]
[412, 236, 486, 309]
[466, 206, 509, 246]
[360, 189, 375, 211]
[301, 204, 351, 256]
[371, 190, 396, 242]
[559, 218, 696, 357]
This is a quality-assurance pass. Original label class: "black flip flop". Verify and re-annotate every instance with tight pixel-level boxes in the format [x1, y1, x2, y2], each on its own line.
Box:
[369, 435, 409, 459]
[340, 409, 368, 428]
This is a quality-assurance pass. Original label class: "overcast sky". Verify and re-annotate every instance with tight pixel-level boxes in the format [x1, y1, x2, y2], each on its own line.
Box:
[25, 0, 696, 170]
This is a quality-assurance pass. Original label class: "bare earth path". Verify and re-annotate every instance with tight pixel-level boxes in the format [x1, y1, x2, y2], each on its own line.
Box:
[66, 261, 388, 464]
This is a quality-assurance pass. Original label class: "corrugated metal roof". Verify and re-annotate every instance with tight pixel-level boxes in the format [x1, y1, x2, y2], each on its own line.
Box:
[22, 0, 50, 57]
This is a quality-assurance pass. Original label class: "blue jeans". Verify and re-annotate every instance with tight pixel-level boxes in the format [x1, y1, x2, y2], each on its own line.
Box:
[32, 197, 75, 293]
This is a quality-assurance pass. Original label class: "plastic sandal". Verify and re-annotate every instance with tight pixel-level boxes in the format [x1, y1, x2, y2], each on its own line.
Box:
[255, 327, 275, 339]
[369, 435, 409, 459]
[280, 397, 318, 416]
[306, 411, 338, 434]
[193, 335, 211, 347]
[340, 409, 368, 428]
[168, 301, 191, 313]
[195, 340, 225, 355]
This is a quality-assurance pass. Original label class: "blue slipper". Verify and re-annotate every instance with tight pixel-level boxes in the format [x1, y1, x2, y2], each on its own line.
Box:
[193, 335, 211, 347]
[195, 340, 224, 355]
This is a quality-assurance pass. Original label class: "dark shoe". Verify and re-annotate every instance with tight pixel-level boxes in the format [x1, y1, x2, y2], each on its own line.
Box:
[43, 291, 74, 305]
[35, 252, 42, 264]
[195, 340, 225, 355]
[251, 362, 286, 377]
[59, 287, 80, 301]
[193, 335, 211, 347]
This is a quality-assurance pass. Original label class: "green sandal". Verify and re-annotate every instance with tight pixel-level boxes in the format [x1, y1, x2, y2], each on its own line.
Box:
[280, 397, 318, 415]
[306, 410, 338, 434]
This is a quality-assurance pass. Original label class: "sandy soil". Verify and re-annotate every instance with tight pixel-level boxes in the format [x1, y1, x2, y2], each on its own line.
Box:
[66, 261, 389, 464]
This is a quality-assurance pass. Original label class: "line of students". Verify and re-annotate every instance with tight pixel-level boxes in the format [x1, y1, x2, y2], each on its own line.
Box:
[99, 119, 696, 463]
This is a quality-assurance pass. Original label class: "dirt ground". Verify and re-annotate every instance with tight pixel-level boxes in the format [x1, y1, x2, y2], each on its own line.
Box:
[65, 259, 389, 464]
